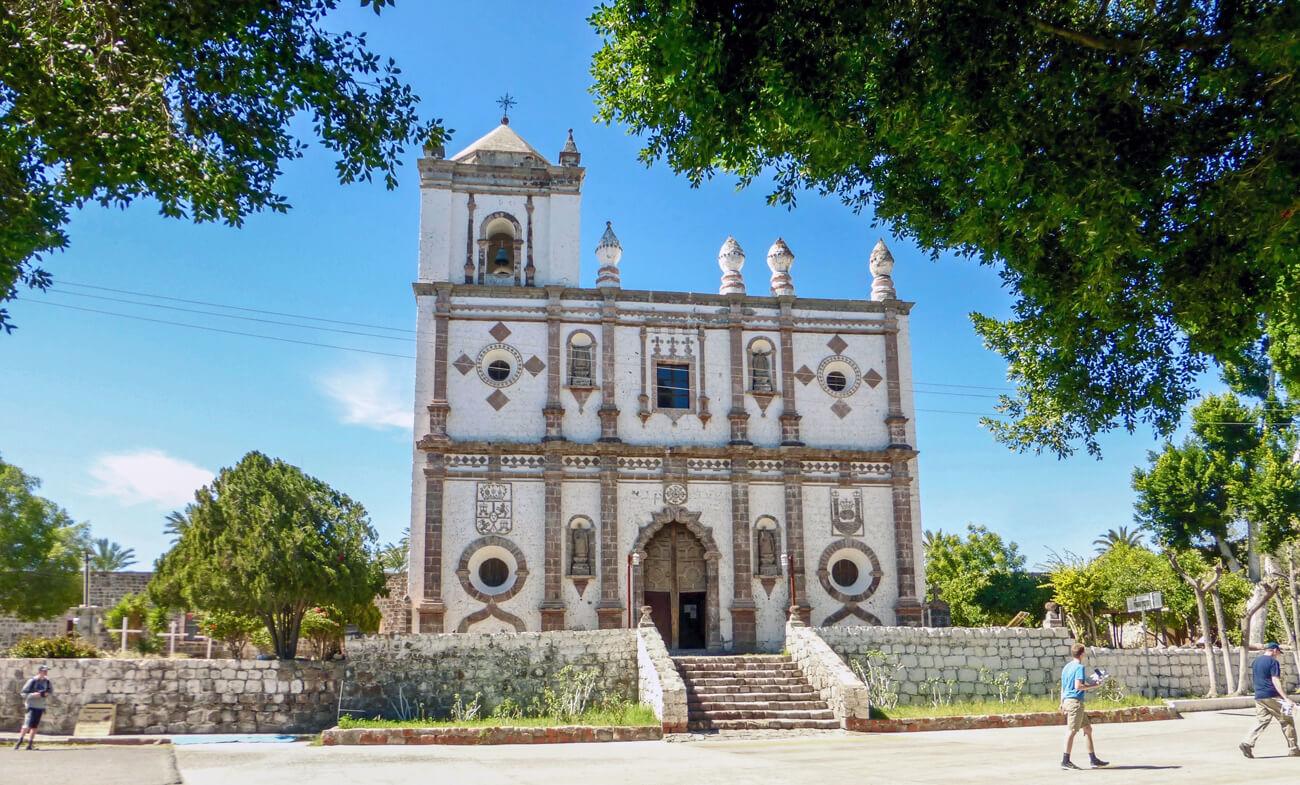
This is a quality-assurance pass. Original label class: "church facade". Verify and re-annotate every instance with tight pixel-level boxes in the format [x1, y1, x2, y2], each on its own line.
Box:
[407, 118, 926, 651]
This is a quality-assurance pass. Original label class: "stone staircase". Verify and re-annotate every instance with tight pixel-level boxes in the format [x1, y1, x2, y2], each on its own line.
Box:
[673, 654, 840, 731]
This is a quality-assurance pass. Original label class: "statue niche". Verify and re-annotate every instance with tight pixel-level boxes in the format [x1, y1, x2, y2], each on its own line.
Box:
[568, 517, 595, 577]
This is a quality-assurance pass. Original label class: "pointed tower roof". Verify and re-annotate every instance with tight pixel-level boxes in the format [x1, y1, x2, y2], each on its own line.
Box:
[450, 122, 551, 165]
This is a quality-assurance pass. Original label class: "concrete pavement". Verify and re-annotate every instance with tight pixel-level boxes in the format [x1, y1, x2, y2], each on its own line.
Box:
[171, 710, 1300, 785]
[6, 745, 181, 785]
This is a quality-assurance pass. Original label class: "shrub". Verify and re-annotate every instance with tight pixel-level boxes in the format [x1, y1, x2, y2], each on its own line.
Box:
[8, 634, 101, 659]
[300, 606, 344, 660]
[104, 592, 169, 653]
[850, 650, 902, 710]
[197, 610, 262, 659]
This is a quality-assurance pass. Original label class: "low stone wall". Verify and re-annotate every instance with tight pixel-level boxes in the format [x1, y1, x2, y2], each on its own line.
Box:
[635, 618, 688, 732]
[321, 725, 661, 745]
[817, 626, 1299, 703]
[861, 704, 1180, 733]
[0, 658, 341, 735]
[786, 622, 871, 729]
[340, 630, 639, 720]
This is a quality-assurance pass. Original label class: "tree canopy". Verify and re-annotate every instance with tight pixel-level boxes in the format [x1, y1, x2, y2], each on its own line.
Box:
[1, 0, 442, 332]
[590, 0, 1300, 456]
[0, 454, 85, 619]
[923, 524, 1047, 626]
[150, 451, 386, 659]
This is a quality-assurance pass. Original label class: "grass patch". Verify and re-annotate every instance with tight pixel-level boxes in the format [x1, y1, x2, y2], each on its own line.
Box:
[336, 703, 659, 729]
[876, 695, 1162, 720]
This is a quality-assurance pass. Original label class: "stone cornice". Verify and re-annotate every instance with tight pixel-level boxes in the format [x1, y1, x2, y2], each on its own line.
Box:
[412, 282, 914, 316]
[416, 436, 916, 464]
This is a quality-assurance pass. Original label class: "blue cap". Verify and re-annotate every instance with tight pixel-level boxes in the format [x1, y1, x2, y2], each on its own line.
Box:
[1265, 642, 1282, 651]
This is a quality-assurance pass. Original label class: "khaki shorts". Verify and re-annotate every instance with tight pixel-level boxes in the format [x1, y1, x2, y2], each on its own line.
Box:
[1062, 698, 1091, 731]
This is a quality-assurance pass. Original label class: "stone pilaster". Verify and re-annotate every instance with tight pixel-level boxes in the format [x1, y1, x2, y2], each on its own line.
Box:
[596, 455, 623, 628]
[890, 459, 923, 626]
[463, 194, 476, 283]
[727, 299, 750, 445]
[882, 311, 910, 450]
[782, 458, 811, 622]
[729, 460, 756, 651]
[540, 453, 566, 630]
[777, 298, 802, 445]
[524, 196, 536, 287]
[543, 286, 566, 442]
[415, 456, 446, 633]
[425, 284, 453, 442]
[598, 291, 621, 442]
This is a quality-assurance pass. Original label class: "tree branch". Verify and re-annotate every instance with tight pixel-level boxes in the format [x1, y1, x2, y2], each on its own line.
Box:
[1026, 16, 1230, 54]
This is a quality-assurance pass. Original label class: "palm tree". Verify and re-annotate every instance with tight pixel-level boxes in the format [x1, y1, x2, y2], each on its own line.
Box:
[89, 538, 136, 571]
[377, 527, 409, 572]
[163, 509, 190, 543]
[1093, 526, 1144, 553]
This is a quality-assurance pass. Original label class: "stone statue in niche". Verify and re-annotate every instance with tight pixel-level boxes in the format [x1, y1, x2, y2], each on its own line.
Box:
[751, 349, 773, 392]
[756, 527, 780, 576]
[569, 524, 594, 576]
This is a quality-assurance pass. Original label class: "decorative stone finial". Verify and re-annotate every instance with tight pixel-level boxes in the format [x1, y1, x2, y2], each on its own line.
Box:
[767, 238, 795, 297]
[595, 221, 622, 288]
[559, 128, 581, 167]
[869, 238, 896, 301]
[718, 236, 746, 295]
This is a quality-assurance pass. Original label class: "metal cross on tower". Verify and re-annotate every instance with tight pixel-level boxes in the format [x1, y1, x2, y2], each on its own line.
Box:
[497, 93, 517, 124]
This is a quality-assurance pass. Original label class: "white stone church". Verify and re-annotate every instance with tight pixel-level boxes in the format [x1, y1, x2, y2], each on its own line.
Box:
[406, 115, 926, 651]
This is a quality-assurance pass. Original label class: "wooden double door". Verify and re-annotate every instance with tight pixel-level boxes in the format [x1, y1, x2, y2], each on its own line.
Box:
[643, 523, 707, 650]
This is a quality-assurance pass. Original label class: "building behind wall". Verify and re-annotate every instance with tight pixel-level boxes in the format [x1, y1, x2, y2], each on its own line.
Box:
[407, 115, 926, 651]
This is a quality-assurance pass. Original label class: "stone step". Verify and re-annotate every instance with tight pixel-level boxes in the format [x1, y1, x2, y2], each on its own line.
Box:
[686, 689, 821, 702]
[678, 668, 803, 678]
[673, 659, 796, 670]
[689, 708, 838, 721]
[672, 655, 791, 663]
[686, 718, 842, 732]
[689, 700, 834, 713]
[682, 677, 809, 688]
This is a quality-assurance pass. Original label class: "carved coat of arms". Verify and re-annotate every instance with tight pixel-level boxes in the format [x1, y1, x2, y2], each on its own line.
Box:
[476, 482, 512, 534]
[830, 488, 863, 535]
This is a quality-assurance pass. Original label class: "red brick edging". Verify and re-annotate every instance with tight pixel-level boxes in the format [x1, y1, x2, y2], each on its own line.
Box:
[321, 725, 663, 745]
[859, 705, 1179, 733]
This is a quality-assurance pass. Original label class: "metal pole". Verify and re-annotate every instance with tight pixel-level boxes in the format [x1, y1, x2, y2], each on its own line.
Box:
[83, 550, 90, 607]
[785, 552, 798, 620]
[626, 553, 633, 629]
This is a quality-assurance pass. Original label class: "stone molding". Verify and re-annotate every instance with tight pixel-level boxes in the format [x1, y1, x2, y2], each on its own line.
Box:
[816, 539, 883, 604]
[455, 534, 529, 603]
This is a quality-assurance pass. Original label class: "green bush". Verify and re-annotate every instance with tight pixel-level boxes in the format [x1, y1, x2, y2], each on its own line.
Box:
[8, 634, 101, 659]
[104, 592, 169, 653]
[197, 610, 262, 659]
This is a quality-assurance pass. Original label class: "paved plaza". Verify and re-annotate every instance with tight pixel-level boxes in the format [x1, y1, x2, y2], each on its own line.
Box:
[9, 710, 1297, 785]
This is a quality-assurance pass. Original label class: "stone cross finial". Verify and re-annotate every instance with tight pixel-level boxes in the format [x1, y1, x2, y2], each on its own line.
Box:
[869, 238, 896, 301]
[559, 128, 581, 166]
[595, 221, 622, 288]
[767, 238, 795, 297]
[718, 236, 746, 295]
[496, 93, 516, 125]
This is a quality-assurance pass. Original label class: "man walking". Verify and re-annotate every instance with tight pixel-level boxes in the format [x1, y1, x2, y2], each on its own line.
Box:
[15, 664, 52, 751]
[1239, 642, 1298, 758]
[1060, 643, 1108, 770]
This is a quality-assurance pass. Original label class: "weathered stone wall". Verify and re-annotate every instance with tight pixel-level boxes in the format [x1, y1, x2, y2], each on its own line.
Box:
[376, 572, 411, 634]
[635, 620, 687, 732]
[817, 625, 1300, 703]
[786, 622, 870, 728]
[0, 658, 341, 735]
[340, 629, 639, 720]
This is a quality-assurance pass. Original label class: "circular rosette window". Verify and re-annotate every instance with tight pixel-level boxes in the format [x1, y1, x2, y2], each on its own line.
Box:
[817, 355, 862, 398]
[817, 539, 882, 603]
[457, 535, 528, 602]
[476, 343, 524, 388]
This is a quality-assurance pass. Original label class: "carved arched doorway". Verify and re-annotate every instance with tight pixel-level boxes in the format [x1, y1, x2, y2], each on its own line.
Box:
[632, 506, 721, 651]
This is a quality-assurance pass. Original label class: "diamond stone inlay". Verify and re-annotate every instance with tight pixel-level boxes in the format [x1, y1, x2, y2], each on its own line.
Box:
[489, 321, 512, 342]
[830, 400, 852, 419]
[826, 334, 848, 354]
[523, 355, 545, 376]
[487, 389, 510, 410]
[794, 365, 815, 385]
[864, 368, 883, 388]
[453, 354, 475, 375]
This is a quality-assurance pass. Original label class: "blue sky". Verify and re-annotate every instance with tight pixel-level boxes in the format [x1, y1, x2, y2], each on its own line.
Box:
[1, 1, 1180, 569]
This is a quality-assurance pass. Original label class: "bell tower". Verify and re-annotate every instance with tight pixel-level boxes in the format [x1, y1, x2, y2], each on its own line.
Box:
[415, 107, 585, 287]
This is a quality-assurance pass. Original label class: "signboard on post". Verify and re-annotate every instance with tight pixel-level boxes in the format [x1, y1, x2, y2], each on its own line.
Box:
[1126, 591, 1164, 613]
[74, 703, 117, 737]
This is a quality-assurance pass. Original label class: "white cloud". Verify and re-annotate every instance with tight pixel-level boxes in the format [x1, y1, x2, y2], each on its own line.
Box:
[317, 361, 412, 431]
[89, 450, 214, 509]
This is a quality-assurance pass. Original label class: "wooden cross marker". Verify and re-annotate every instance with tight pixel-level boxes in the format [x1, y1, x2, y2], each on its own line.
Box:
[110, 617, 143, 654]
[157, 620, 188, 658]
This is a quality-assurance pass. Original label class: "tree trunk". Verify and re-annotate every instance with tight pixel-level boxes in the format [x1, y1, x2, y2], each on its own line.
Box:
[1289, 549, 1300, 678]
[1191, 587, 1218, 696]
[1210, 581, 1234, 692]
[1236, 582, 1280, 696]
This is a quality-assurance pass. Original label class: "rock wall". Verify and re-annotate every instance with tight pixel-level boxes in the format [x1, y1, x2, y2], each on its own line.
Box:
[786, 622, 871, 728]
[0, 657, 341, 735]
[817, 625, 1299, 703]
[339, 629, 639, 720]
[0, 572, 153, 650]
[635, 620, 687, 732]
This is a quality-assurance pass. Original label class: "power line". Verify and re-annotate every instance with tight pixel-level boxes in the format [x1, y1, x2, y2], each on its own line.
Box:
[15, 298, 418, 360]
[56, 280, 417, 334]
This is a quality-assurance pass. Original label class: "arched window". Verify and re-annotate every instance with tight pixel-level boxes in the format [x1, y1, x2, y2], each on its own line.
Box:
[749, 338, 774, 392]
[567, 331, 596, 388]
[480, 213, 521, 283]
